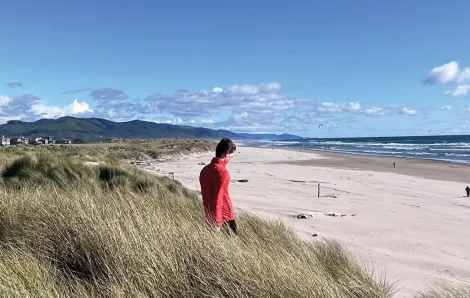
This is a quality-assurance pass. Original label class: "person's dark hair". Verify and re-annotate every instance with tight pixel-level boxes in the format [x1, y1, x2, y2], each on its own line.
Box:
[216, 138, 236, 158]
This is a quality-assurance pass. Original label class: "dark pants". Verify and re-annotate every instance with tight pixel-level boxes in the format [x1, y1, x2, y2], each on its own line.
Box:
[222, 220, 238, 236]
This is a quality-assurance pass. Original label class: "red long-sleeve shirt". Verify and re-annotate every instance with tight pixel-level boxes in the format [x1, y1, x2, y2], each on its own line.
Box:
[199, 157, 235, 227]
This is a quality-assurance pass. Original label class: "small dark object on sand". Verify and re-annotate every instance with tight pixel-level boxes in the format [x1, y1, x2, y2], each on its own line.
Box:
[312, 233, 319, 237]
[198, 161, 205, 165]
[238, 179, 249, 183]
[393, 162, 396, 168]
[296, 213, 313, 219]
[324, 212, 346, 217]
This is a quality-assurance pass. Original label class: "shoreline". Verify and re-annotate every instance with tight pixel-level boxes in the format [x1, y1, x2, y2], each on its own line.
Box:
[248, 146, 470, 184]
[274, 145, 470, 164]
[246, 138, 470, 164]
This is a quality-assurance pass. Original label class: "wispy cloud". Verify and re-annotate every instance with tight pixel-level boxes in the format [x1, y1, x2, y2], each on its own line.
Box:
[144, 82, 294, 117]
[61, 88, 91, 95]
[90, 88, 129, 101]
[444, 84, 470, 97]
[5, 82, 23, 88]
[440, 105, 453, 111]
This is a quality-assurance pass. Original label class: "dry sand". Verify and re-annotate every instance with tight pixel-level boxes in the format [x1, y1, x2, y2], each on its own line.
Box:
[131, 146, 470, 297]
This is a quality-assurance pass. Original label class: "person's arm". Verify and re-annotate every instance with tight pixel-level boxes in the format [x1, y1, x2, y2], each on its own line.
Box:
[214, 169, 229, 227]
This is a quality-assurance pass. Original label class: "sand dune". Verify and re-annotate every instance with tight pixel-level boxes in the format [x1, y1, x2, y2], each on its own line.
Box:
[131, 146, 470, 297]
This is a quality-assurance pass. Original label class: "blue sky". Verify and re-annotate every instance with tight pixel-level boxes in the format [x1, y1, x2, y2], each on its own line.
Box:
[1, 0, 470, 137]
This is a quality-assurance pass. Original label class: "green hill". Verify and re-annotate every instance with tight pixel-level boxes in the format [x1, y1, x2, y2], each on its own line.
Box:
[0, 117, 301, 141]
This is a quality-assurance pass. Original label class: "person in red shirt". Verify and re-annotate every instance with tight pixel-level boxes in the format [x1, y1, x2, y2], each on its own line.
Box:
[199, 138, 237, 235]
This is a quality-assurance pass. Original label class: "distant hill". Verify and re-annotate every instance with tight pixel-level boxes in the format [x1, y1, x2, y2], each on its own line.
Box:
[0, 117, 301, 142]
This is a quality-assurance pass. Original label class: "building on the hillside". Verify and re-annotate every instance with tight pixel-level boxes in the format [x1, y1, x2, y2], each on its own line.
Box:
[0, 136, 10, 146]
[30, 137, 42, 145]
[29, 137, 49, 145]
[44, 136, 55, 144]
[10, 136, 29, 145]
[29, 138, 39, 145]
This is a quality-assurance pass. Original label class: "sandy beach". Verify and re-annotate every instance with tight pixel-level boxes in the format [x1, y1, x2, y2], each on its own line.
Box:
[133, 146, 470, 297]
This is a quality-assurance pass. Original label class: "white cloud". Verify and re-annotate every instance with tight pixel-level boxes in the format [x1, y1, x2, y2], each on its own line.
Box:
[424, 61, 459, 85]
[139, 118, 189, 125]
[401, 107, 418, 115]
[457, 67, 470, 84]
[316, 101, 361, 113]
[199, 119, 214, 124]
[0, 94, 94, 122]
[440, 105, 453, 110]
[347, 102, 361, 111]
[67, 99, 94, 114]
[233, 111, 249, 121]
[212, 87, 223, 93]
[226, 84, 259, 95]
[424, 61, 470, 91]
[151, 118, 184, 125]
[0, 95, 12, 108]
[30, 104, 67, 119]
[31, 99, 93, 119]
[226, 82, 281, 95]
[364, 105, 417, 116]
[317, 102, 343, 113]
[0, 116, 24, 125]
[363, 107, 386, 116]
[444, 84, 470, 97]
[188, 119, 214, 126]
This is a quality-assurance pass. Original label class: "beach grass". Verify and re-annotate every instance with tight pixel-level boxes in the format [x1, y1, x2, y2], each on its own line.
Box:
[0, 138, 216, 161]
[415, 283, 470, 298]
[0, 150, 400, 298]
[0, 145, 468, 297]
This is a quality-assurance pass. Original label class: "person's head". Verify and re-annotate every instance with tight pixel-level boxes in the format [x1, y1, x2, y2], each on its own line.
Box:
[215, 138, 236, 159]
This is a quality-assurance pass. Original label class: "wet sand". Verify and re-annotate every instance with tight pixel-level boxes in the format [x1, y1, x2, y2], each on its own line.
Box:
[274, 149, 470, 184]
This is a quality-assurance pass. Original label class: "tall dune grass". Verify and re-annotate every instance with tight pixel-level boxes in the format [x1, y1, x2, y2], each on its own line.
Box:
[0, 138, 215, 161]
[415, 283, 470, 298]
[0, 152, 466, 297]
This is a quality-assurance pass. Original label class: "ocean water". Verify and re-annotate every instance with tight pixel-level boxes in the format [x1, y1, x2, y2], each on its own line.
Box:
[246, 135, 470, 163]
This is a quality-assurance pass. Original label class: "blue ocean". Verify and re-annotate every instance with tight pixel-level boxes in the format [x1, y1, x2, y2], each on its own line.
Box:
[247, 135, 470, 163]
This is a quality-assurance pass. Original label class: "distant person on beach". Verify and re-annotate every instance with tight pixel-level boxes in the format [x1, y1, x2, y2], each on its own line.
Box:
[393, 162, 396, 168]
[466, 186, 470, 198]
[199, 138, 237, 235]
